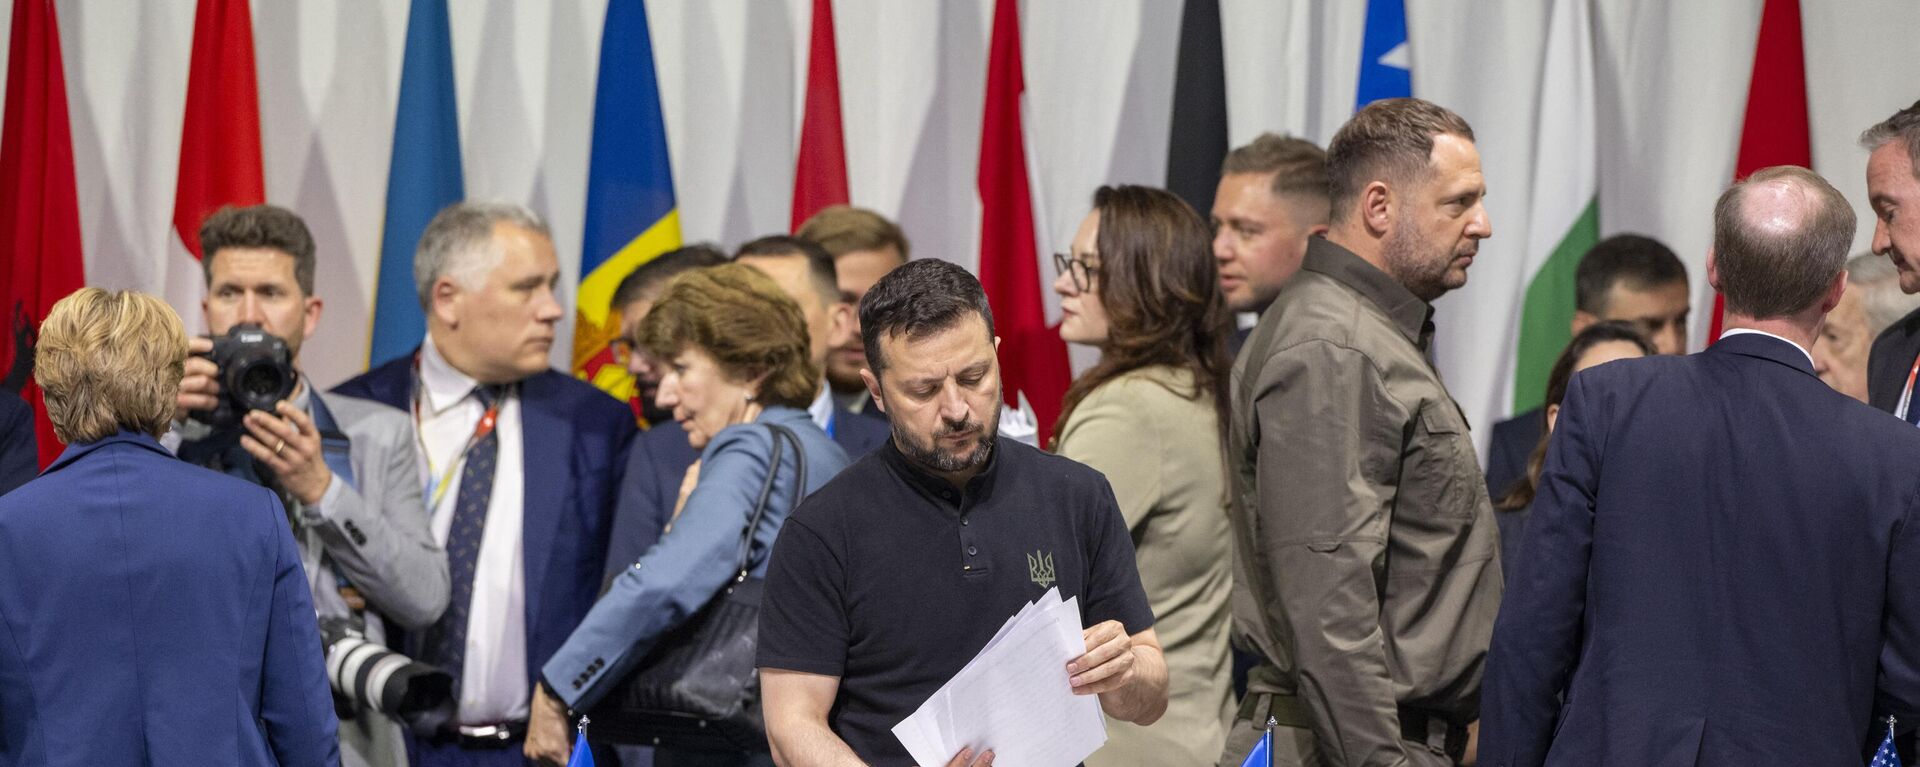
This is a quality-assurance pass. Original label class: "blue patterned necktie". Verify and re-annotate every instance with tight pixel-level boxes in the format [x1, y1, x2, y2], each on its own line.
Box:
[422, 384, 505, 702]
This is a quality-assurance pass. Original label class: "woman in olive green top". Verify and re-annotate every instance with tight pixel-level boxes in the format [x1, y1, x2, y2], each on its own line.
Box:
[1052, 185, 1236, 766]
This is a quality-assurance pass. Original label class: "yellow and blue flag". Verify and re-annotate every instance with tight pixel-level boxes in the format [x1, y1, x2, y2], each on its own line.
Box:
[369, 0, 464, 367]
[573, 0, 681, 404]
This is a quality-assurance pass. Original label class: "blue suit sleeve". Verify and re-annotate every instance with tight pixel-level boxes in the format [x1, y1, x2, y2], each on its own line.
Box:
[543, 424, 776, 711]
[1481, 373, 1603, 766]
[259, 492, 342, 767]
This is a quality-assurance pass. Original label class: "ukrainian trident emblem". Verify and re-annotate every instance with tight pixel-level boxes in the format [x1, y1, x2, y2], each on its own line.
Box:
[1027, 550, 1056, 589]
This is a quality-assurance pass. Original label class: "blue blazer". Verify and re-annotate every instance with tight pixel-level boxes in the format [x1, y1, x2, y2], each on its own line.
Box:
[1480, 334, 1920, 766]
[0, 432, 338, 767]
[602, 400, 886, 582]
[333, 350, 637, 696]
[0, 390, 34, 497]
[547, 407, 850, 710]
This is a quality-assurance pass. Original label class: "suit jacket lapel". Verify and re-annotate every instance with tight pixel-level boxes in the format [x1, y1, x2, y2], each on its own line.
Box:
[517, 372, 569, 639]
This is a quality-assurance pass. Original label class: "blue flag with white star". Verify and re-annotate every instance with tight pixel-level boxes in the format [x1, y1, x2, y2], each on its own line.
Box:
[1356, 0, 1411, 110]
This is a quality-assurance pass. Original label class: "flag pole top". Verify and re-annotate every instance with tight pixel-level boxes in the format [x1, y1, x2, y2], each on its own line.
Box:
[579, 715, 590, 736]
[1265, 715, 1276, 730]
[1891, 715, 1898, 733]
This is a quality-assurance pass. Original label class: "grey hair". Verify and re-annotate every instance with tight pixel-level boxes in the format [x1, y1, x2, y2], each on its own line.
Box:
[1845, 252, 1920, 336]
[1860, 100, 1920, 181]
[413, 201, 552, 308]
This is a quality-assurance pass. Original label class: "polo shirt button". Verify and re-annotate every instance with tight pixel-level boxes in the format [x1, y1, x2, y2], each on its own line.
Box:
[961, 519, 969, 526]
[968, 546, 978, 556]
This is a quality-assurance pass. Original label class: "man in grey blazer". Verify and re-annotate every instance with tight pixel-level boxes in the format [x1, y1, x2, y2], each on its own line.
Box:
[172, 205, 451, 767]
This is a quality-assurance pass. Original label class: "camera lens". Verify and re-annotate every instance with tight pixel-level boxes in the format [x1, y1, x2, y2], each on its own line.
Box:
[239, 361, 286, 400]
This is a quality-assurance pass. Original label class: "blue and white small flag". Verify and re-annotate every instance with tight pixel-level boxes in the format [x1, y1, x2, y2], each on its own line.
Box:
[568, 716, 596, 767]
[1873, 716, 1903, 767]
[1239, 715, 1274, 767]
[1356, 0, 1411, 110]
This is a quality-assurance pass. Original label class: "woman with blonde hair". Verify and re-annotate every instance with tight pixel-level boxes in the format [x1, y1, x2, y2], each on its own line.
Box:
[529, 264, 851, 766]
[0, 288, 338, 766]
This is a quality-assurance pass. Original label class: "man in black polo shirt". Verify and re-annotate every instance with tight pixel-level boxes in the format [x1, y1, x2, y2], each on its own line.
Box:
[759, 259, 1167, 767]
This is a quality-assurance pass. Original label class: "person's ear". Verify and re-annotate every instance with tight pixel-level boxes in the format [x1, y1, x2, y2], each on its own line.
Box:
[1704, 248, 1721, 293]
[1817, 271, 1847, 315]
[1546, 403, 1562, 433]
[1362, 181, 1394, 238]
[860, 368, 887, 415]
[1571, 310, 1597, 335]
[431, 278, 462, 327]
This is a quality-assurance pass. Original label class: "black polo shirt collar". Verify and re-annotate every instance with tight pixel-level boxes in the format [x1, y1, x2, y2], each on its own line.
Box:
[877, 435, 1002, 514]
[1302, 236, 1437, 352]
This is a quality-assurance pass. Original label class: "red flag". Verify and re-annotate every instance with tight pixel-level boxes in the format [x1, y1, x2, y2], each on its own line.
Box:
[0, 0, 86, 465]
[978, 0, 1070, 447]
[173, 0, 265, 260]
[1708, 0, 1810, 342]
[791, 0, 850, 231]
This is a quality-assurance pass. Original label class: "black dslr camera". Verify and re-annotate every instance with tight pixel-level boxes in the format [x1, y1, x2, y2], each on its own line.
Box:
[191, 322, 297, 429]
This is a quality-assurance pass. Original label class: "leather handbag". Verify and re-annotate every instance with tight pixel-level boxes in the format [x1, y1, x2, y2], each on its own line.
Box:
[590, 422, 806, 752]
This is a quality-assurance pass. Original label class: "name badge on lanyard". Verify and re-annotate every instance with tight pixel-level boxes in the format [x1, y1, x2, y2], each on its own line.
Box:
[1895, 351, 1920, 426]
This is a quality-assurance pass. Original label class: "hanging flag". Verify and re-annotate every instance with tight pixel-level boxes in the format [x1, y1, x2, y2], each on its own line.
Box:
[0, 0, 86, 466]
[369, 0, 464, 367]
[1871, 716, 1903, 767]
[791, 0, 850, 231]
[1163, 0, 1227, 216]
[1237, 716, 1273, 767]
[574, 0, 682, 403]
[566, 719, 596, 767]
[1708, 0, 1811, 342]
[1509, 0, 1599, 411]
[1355, 0, 1412, 109]
[172, 0, 265, 261]
[978, 0, 1071, 448]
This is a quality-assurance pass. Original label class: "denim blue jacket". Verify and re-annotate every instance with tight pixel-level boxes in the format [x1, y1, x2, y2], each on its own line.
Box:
[542, 406, 850, 710]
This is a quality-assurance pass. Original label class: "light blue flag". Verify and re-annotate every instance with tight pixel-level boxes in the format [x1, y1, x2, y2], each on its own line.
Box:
[369, 0, 464, 367]
[1356, 0, 1412, 110]
[1239, 716, 1273, 767]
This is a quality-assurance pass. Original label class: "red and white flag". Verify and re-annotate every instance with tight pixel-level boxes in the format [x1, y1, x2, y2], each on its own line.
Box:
[1708, 0, 1810, 342]
[978, 0, 1070, 447]
[170, 0, 265, 320]
[791, 0, 850, 231]
[0, 0, 86, 464]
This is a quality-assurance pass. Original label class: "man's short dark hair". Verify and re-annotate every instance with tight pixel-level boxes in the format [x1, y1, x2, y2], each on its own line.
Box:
[610, 243, 726, 312]
[1574, 234, 1688, 314]
[198, 205, 317, 296]
[1860, 99, 1920, 180]
[859, 259, 995, 377]
[735, 235, 840, 306]
[795, 205, 911, 262]
[1221, 133, 1331, 208]
[1325, 98, 1475, 226]
[1712, 166, 1856, 319]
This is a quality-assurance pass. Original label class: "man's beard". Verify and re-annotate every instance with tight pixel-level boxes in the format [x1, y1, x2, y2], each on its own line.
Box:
[1381, 224, 1456, 302]
[892, 398, 1001, 474]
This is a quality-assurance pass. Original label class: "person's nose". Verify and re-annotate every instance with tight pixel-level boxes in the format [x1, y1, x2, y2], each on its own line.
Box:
[533, 285, 564, 323]
[236, 293, 268, 326]
[1213, 225, 1234, 263]
[1052, 265, 1076, 297]
[936, 382, 971, 424]
[1873, 218, 1893, 256]
[654, 371, 681, 411]
[1465, 204, 1493, 240]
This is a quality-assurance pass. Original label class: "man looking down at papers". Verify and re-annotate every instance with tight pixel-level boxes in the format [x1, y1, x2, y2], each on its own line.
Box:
[757, 259, 1168, 766]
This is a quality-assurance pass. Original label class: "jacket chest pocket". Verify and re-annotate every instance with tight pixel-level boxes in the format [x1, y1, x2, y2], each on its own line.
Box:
[1400, 404, 1484, 524]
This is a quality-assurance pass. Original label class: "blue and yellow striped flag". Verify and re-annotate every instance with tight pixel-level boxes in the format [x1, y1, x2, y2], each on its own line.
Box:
[369, 0, 464, 367]
[572, 0, 681, 403]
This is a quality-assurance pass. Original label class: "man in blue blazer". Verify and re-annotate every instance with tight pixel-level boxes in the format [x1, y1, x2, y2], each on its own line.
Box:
[0, 288, 336, 767]
[603, 236, 888, 577]
[1480, 167, 1920, 765]
[334, 203, 635, 766]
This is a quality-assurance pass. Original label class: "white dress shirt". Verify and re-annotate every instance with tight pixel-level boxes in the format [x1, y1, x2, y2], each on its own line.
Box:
[1718, 328, 1816, 369]
[808, 382, 835, 435]
[416, 336, 530, 724]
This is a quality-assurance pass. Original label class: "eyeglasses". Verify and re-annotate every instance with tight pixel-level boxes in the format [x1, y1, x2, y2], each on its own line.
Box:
[1053, 252, 1101, 293]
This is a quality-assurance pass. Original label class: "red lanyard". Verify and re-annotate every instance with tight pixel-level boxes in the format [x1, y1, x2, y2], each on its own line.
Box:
[1896, 351, 1920, 422]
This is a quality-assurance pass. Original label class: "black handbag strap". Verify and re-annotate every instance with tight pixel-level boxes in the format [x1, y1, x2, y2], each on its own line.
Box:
[730, 422, 807, 582]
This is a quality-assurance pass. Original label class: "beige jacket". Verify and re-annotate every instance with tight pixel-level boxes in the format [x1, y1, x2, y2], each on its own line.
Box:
[1228, 237, 1502, 766]
[1060, 366, 1235, 767]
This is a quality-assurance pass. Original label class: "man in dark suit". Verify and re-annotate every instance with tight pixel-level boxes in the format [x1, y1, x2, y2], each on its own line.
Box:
[334, 202, 636, 766]
[796, 205, 912, 419]
[0, 388, 33, 496]
[1480, 167, 1920, 765]
[603, 236, 889, 578]
[0, 288, 337, 766]
[1861, 102, 1920, 417]
[1485, 234, 1689, 502]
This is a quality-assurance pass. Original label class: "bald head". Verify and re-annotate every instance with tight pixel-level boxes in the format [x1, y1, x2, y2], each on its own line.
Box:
[1712, 166, 1855, 319]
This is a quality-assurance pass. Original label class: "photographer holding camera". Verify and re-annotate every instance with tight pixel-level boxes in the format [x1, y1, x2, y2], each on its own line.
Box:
[172, 204, 452, 767]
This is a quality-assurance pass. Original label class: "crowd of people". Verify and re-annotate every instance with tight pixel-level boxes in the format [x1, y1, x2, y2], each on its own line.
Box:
[4, 94, 1920, 767]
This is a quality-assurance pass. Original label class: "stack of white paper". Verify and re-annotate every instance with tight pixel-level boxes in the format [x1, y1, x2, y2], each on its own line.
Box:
[891, 588, 1107, 766]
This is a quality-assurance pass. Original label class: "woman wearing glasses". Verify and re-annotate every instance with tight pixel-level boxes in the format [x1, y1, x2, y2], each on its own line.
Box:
[1051, 184, 1237, 766]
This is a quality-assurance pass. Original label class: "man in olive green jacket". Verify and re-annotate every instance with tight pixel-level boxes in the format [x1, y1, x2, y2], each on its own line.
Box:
[1221, 98, 1503, 767]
